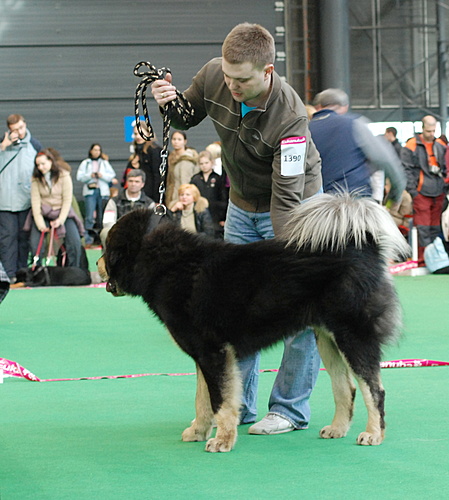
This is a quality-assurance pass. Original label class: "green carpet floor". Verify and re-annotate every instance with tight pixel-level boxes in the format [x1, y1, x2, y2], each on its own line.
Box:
[1, 273, 448, 499]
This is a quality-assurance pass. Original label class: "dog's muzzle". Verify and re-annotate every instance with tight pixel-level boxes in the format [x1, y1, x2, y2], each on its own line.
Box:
[106, 279, 120, 296]
[97, 256, 124, 297]
[97, 255, 109, 281]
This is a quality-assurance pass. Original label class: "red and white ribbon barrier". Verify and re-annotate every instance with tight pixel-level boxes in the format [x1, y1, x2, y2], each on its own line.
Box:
[389, 261, 418, 274]
[1, 357, 448, 383]
[0, 357, 40, 382]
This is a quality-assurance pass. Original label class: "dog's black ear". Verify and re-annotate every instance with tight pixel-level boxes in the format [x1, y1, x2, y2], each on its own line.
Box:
[108, 250, 118, 267]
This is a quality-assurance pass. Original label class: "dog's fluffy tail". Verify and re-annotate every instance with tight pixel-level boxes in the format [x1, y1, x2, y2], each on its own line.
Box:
[283, 192, 411, 262]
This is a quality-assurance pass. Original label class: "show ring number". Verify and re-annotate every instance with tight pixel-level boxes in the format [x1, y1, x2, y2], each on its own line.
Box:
[281, 136, 306, 176]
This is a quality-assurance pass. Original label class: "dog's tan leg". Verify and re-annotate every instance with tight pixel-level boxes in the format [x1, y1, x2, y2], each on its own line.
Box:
[316, 329, 356, 439]
[182, 365, 214, 442]
[205, 345, 242, 453]
[354, 374, 385, 446]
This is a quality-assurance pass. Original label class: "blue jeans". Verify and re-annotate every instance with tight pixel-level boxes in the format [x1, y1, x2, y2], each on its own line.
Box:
[84, 189, 108, 244]
[224, 200, 321, 428]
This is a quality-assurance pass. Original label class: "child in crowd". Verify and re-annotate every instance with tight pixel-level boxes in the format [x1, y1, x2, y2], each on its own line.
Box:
[190, 150, 228, 238]
[205, 141, 223, 176]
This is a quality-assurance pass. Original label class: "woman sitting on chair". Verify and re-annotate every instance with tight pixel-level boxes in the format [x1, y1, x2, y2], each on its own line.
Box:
[29, 149, 84, 268]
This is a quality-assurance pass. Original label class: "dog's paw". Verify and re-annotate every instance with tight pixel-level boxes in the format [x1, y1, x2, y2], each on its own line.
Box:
[205, 437, 234, 453]
[319, 425, 348, 439]
[182, 424, 211, 442]
[356, 431, 384, 446]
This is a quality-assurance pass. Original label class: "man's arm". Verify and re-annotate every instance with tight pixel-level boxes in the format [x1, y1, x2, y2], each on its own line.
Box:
[270, 119, 322, 236]
[102, 198, 118, 229]
[400, 143, 420, 198]
[353, 118, 406, 203]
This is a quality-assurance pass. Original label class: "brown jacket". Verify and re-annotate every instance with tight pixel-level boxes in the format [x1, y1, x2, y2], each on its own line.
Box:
[31, 170, 73, 231]
[169, 57, 322, 235]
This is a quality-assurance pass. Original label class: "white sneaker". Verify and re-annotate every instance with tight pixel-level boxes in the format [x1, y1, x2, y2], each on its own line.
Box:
[248, 413, 296, 435]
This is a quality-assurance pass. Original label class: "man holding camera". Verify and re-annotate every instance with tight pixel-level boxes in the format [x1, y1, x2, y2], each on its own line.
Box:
[0, 114, 42, 280]
[401, 115, 447, 261]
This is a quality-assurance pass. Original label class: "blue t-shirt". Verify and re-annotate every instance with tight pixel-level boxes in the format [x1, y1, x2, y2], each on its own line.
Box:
[241, 102, 257, 117]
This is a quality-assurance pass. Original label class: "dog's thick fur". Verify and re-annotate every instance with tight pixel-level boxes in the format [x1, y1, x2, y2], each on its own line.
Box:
[98, 193, 410, 452]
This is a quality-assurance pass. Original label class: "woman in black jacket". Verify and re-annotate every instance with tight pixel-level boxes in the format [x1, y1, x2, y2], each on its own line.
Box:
[169, 183, 215, 238]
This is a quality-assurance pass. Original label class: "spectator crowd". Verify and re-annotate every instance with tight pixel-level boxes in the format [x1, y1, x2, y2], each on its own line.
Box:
[0, 113, 230, 288]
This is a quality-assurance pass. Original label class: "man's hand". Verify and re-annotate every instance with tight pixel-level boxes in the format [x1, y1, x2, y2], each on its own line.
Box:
[151, 73, 177, 106]
[1, 131, 13, 151]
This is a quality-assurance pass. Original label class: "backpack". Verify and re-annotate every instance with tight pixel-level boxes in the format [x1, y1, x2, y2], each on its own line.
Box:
[441, 195, 449, 242]
[424, 237, 449, 274]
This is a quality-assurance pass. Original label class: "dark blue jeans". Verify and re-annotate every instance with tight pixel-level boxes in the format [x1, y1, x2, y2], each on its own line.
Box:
[84, 189, 108, 244]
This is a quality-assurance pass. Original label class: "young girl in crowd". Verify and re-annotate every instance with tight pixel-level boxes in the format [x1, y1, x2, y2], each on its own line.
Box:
[165, 131, 199, 206]
[169, 183, 214, 237]
[205, 141, 223, 176]
[190, 150, 228, 238]
[76, 143, 116, 245]
[29, 149, 84, 267]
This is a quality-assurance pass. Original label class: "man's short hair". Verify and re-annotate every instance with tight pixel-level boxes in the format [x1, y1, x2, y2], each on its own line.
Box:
[385, 127, 397, 137]
[7, 114, 25, 127]
[127, 168, 146, 184]
[314, 88, 349, 108]
[222, 23, 275, 68]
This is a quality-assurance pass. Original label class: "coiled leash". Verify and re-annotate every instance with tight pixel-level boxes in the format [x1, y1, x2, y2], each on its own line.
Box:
[133, 61, 195, 215]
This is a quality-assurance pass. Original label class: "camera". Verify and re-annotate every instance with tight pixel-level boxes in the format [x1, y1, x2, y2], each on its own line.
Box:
[8, 132, 20, 146]
[429, 164, 441, 175]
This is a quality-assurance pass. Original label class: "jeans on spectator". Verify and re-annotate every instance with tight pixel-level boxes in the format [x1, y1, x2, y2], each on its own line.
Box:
[84, 189, 108, 244]
[224, 200, 321, 428]
[0, 210, 30, 278]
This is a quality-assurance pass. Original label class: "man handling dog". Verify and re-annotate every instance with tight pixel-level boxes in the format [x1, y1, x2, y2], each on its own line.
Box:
[151, 23, 323, 435]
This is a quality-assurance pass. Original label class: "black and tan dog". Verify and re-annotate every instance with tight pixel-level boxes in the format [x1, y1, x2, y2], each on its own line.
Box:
[98, 193, 410, 453]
